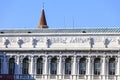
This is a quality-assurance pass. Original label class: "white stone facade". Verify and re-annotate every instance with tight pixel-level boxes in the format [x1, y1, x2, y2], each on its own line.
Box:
[0, 29, 120, 80]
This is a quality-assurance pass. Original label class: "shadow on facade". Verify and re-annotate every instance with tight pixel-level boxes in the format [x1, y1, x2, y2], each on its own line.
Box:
[0, 54, 35, 80]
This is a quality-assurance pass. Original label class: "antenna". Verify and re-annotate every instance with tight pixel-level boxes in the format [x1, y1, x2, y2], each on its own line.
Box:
[64, 16, 66, 29]
[72, 17, 74, 29]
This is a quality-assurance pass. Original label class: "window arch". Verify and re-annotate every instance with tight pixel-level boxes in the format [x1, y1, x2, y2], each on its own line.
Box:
[109, 58, 115, 75]
[9, 58, 15, 74]
[79, 58, 86, 75]
[94, 58, 101, 75]
[36, 57, 43, 74]
[50, 57, 57, 75]
[22, 57, 29, 74]
[65, 57, 71, 75]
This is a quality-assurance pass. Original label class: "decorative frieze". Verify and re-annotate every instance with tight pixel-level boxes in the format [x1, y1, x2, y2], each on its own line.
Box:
[0, 36, 120, 49]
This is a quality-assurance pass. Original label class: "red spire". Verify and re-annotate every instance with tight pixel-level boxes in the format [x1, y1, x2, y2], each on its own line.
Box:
[38, 8, 48, 29]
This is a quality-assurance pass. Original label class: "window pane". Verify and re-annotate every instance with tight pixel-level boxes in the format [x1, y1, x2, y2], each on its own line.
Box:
[51, 58, 57, 74]
[22, 58, 29, 74]
[37, 63, 43, 74]
[94, 58, 100, 75]
[65, 58, 71, 75]
[79, 63, 86, 74]
[51, 63, 57, 74]
[109, 58, 115, 75]
[37, 58, 43, 74]
[9, 58, 15, 74]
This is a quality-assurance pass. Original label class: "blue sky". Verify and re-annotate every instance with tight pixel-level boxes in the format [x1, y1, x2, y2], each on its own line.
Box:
[0, 0, 120, 29]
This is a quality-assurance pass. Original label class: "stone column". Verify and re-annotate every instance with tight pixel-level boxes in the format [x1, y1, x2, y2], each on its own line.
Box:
[29, 56, 34, 75]
[72, 56, 77, 80]
[105, 56, 109, 80]
[58, 56, 62, 79]
[48, 56, 51, 76]
[14, 56, 20, 79]
[34, 57, 37, 74]
[44, 56, 49, 79]
[19, 56, 23, 74]
[86, 56, 92, 80]
[76, 57, 80, 79]
[62, 57, 66, 75]
[15, 56, 20, 74]
[101, 56, 106, 80]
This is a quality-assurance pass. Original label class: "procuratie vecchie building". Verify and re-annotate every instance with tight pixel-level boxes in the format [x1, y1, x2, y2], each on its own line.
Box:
[0, 8, 120, 80]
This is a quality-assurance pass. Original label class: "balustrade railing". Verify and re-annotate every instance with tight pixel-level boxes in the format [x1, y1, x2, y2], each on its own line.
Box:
[2, 74, 119, 80]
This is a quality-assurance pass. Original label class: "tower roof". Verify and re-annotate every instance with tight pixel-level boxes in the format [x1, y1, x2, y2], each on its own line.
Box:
[38, 8, 48, 29]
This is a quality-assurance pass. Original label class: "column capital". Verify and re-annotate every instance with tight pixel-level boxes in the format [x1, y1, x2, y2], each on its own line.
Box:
[115, 57, 118, 62]
[71, 56, 76, 60]
[101, 55, 107, 58]
[71, 56, 77, 63]
[56, 56, 62, 63]
[76, 56, 81, 62]
[48, 56, 52, 63]
[86, 56, 94, 63]
[62, 56, 66, 62]
[19, 55, 24, 63]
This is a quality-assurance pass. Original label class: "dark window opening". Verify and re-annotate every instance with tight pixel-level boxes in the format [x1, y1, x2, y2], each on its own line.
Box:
[9, 58, 15, 74]
[94, 58, 100, 75]
[22, 57, 29, 74]
[37, 57, 43, 74]
[65, 57, 71, 75]
[79, 58, 86, 75]
[109, 58, 115, 75]
[50, 57, 57, 75]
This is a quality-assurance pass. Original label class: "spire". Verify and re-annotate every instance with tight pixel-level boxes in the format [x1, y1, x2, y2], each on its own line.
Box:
[38, 8, 48, 29]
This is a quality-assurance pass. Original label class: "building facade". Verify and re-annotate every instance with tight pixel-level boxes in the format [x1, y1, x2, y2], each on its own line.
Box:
[0, 9, 120, 80]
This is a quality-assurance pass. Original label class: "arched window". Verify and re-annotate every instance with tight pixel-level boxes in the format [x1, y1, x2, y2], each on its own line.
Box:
[50, 57, 57, 75]
[22, 57, 29, 74]
[0, 58, 2, 74]
[109, 58, 115, 75]
[65, 57, 71, 75]
[79, 58, 86, 75]
[9, 58, 15, 74]
[36, 57, 43, 74]
[94, 58, 101, 75]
